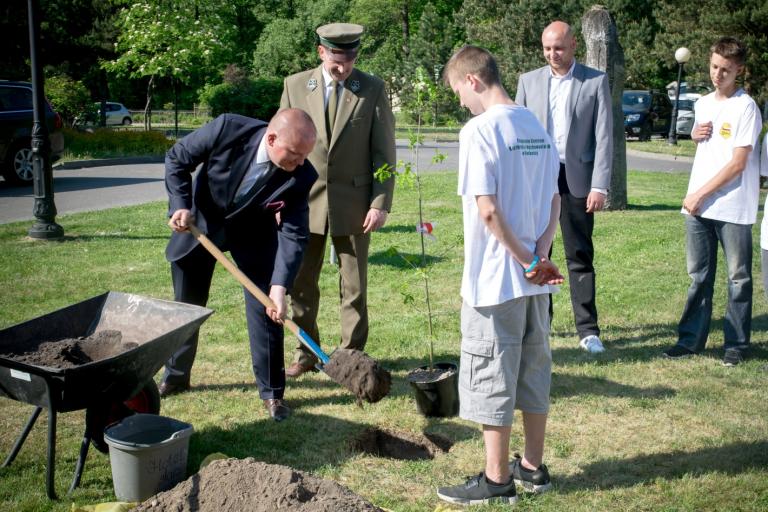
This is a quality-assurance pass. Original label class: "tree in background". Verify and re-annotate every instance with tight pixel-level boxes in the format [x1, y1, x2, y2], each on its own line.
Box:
[400, 2, 463, 124]
[44, 75, 93, 127]
[252, 0, 350, 78]
[456, 0, 581, 93]
[104, 0, 235, 129]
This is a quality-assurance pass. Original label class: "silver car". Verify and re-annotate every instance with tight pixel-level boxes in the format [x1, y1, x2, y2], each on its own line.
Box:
[675, 98, 698, 137]
[99, 102, 133, 126]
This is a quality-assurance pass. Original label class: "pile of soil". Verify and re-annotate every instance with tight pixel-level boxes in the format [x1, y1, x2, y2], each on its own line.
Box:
[0, 330, 136, 368]
[135, 458, 383, 512]
[323, 348, 391, 404]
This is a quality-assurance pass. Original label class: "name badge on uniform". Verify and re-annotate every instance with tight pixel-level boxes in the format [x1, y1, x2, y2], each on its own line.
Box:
[307, 78, 318, 91]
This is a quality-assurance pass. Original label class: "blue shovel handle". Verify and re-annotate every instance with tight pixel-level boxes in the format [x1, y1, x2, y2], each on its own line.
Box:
[295, 327, 330, 365]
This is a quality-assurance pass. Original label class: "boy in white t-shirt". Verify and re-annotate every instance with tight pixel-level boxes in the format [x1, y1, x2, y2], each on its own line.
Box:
[663, 37, 762, 367]
[760, 132, 768, 300]
[436, 45, 564, 506]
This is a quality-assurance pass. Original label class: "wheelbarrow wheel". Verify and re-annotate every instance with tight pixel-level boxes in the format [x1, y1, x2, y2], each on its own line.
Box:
[86, 380, 161, 454]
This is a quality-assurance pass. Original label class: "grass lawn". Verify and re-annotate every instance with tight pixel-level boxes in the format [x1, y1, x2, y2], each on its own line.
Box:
[627, 138, 697, 158]
[1, 170, 767, 511]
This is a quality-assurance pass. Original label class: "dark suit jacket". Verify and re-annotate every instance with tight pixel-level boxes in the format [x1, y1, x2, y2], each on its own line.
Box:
[165, 113, 318, 289]
[516, 62, 613, 198]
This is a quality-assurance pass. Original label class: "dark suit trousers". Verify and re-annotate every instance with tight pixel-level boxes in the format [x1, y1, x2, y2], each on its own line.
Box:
[162, 242, 286, 399]
[558, 165, 600, 338]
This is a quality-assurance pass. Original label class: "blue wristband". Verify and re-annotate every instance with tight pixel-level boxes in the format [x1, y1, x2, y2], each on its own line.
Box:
[525, 255, 540, 273]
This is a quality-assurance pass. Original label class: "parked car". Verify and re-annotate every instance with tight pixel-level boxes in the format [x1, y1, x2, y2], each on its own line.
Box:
[674, 96, 699, 137]
[623, 90, 672, 141]
[0, 80, 65, 186]
[100, 102, 133, 126]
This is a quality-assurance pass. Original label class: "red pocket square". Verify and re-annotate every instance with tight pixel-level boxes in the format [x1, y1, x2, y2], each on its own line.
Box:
[266, 200, 285, 212]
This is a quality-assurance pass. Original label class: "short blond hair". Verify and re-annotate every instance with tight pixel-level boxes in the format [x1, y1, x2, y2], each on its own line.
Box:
[443, 45, 501, 88]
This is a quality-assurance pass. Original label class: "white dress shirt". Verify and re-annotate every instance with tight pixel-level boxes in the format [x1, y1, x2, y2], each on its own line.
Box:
[548, 60, 574, 163]
[549, 60, 606, 196]
[321, 67, 343, 109]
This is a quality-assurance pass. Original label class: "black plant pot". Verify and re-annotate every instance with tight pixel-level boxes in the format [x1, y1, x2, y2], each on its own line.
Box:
[406, 362, 459, 417]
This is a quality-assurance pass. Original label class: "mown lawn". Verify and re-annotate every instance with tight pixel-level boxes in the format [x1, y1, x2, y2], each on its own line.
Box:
[0, 170, 766, 511]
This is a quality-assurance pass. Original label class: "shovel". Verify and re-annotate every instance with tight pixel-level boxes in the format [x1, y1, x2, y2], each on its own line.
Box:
[186, 223, 390, 403]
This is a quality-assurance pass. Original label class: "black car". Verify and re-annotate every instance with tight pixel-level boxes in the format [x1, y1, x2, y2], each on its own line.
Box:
[622, 90, 672, 141]
[0, 81, 65, 186]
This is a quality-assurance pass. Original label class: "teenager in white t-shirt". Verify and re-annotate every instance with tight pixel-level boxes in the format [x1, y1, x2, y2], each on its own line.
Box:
[664, 37, 762, 367]
[436, 45, 563, 506]
[760, 132, 768, 299]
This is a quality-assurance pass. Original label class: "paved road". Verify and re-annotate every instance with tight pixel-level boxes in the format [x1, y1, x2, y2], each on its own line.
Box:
[0, 143, 692, 225]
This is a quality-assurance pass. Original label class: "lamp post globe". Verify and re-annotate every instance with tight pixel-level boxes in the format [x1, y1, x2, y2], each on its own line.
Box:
[675, 47, 691, 65]
[668, 47, 691, 146]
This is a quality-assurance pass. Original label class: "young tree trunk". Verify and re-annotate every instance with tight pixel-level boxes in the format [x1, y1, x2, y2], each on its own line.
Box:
[401, 1, 410, 57]
[144, 75, 154, 131]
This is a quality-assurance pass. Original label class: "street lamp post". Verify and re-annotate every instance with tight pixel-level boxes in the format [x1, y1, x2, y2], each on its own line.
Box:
[27, 0, 63, 239]
[668, 47, 691, 146]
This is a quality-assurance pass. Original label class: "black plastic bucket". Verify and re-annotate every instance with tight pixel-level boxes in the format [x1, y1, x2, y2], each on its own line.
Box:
[406, 362, 459, 417]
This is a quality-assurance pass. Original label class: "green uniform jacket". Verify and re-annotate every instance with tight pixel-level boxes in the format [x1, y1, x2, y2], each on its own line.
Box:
[280, 65, 396, 236]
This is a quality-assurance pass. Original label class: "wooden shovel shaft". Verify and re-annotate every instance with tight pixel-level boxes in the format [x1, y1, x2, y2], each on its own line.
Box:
[187, 223, 329, 364]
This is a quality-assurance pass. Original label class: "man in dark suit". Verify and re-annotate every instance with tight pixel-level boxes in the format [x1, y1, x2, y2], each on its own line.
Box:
[160, 109, 318, 422]
[516, 21, 613, 354]
[280, 23, 396, 377]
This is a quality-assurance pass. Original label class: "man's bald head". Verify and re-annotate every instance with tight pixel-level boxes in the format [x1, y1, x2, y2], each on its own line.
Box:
[265, 109, 317, 171]
[542, 21, 573, 41]
[541, 21, 577, 76]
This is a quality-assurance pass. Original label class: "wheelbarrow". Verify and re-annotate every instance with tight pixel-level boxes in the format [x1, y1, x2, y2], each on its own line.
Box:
[0, 291, 212, 499]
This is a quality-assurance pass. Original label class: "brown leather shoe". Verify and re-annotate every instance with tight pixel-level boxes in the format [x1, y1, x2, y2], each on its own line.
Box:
[285, 362, 317, 378]
[263, 399, 291, 422]
[159, 381, 190, 398]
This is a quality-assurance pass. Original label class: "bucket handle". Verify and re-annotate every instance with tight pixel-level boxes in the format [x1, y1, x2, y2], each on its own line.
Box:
[169, 427, 192, 441]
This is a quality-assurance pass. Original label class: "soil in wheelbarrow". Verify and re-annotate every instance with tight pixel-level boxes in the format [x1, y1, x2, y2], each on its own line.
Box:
[135, 457, 384, 512]
[0, 329, 136, 368]
[323, 348, 391, 404]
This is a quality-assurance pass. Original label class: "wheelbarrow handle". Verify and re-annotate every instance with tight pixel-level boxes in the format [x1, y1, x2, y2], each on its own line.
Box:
[187, 223, 330, 365]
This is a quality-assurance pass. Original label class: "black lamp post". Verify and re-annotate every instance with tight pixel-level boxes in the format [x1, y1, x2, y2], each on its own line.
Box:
[27, 0, 63, 239]
[667, 47, 691, 146]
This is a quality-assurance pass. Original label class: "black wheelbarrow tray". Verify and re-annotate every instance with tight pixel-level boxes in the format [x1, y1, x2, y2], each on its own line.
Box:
[0, 291, 212, 499]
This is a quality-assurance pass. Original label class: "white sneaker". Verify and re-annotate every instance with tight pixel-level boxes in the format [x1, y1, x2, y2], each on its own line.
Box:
[579, 335, 605, 353]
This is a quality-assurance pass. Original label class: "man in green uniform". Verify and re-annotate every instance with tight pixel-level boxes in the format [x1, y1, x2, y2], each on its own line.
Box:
[280, 23, 396, 377]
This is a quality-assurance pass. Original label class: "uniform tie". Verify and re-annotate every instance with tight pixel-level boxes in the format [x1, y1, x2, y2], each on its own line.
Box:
[327, 80, 339, 137]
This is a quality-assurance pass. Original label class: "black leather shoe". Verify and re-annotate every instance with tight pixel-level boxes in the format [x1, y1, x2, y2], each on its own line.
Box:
[263, 399, 291, 422]
[285, 362, 317, 378]
[159, 381, 190, 398]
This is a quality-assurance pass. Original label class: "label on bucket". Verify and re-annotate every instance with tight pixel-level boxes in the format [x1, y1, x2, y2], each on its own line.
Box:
[10, 369, 31, 381]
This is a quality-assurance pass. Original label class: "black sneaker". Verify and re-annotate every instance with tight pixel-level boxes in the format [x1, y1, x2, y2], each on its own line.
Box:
[436, 472, 517, 506]
[722, 348, 743, 367]
[509, 454, 552, 494]
[662, 345, 695, 359]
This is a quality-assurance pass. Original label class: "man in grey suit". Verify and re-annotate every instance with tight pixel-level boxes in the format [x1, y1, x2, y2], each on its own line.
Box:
[516, 21, 613, 353]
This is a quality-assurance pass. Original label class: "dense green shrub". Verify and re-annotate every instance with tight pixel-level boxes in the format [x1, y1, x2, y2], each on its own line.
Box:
[45, 75, 93, 127]
[61, 128, 173, 159]
[199, 77, 283, 120]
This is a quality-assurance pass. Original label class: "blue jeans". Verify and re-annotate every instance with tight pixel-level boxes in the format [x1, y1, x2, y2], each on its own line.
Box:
[677, 216, 752, 353]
